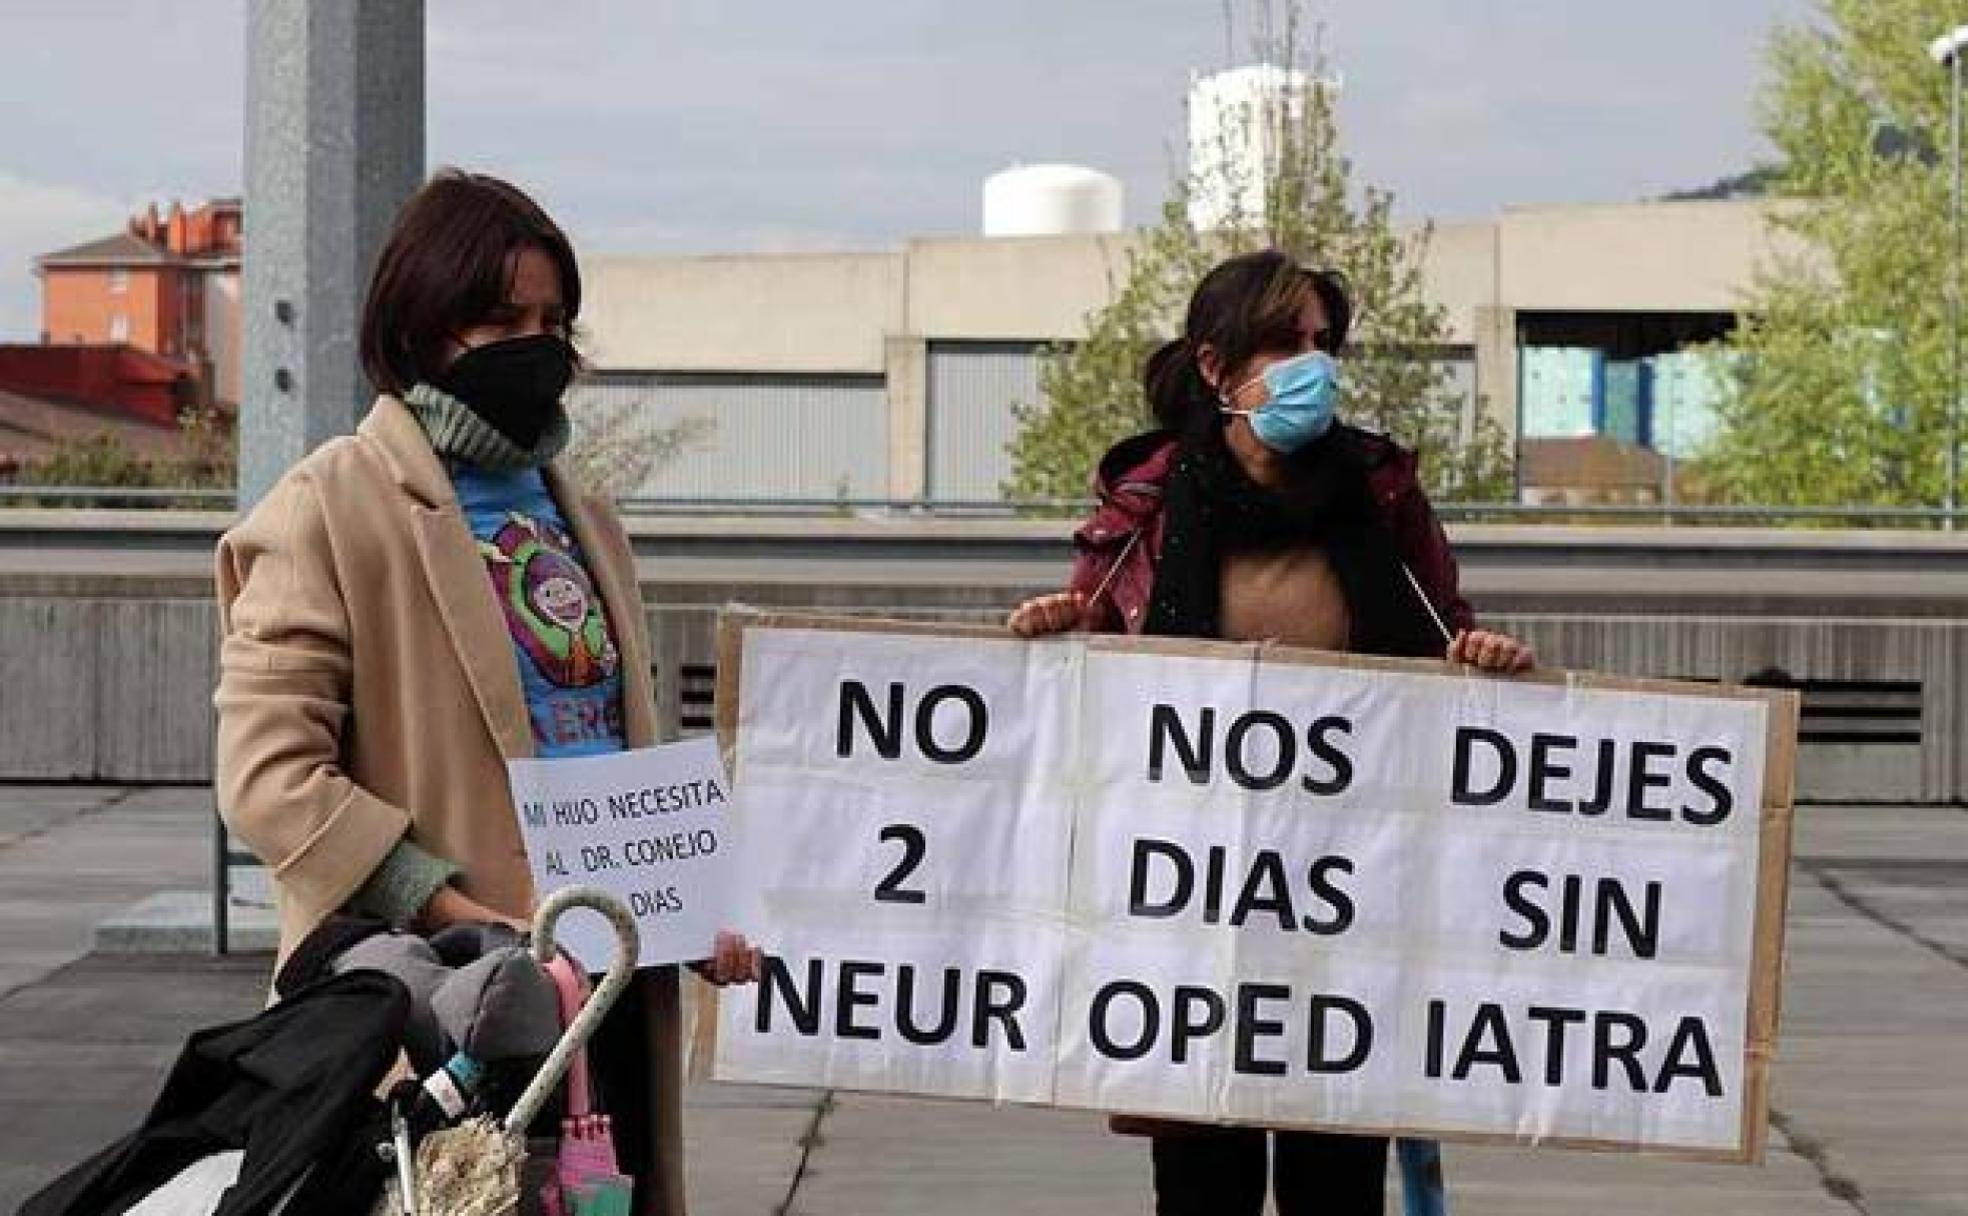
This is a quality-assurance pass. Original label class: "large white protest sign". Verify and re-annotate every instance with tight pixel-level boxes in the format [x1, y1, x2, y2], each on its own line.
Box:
[509, 736, 742, 970]
[706, 613, 1797, 1161]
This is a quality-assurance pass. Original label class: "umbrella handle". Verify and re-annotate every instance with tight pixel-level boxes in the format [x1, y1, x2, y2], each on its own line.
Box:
[504, 885, 641, 1135]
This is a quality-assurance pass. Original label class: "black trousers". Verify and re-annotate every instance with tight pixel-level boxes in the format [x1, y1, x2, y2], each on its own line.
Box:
[1151, 1127, 1388, 1216]
[584, 967, 685, 1216]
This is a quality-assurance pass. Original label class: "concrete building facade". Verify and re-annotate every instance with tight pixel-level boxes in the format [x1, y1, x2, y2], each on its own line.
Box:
[572, 199, 1811, 503]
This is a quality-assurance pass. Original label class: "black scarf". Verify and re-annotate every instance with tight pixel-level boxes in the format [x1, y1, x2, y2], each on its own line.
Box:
[1143, 430, 1447, 659]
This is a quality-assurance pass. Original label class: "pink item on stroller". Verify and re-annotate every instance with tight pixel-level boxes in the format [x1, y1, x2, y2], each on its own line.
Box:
[377, 885, 642, 1216]
[540, 954, 633, 1215]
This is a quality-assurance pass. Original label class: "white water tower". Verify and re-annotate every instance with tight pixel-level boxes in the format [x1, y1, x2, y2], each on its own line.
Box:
[982, 164, 1124, 237]
[1187, 64, 1338, 231]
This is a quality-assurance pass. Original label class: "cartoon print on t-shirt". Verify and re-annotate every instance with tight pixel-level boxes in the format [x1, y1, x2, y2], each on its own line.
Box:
[478, 512, 620, 688]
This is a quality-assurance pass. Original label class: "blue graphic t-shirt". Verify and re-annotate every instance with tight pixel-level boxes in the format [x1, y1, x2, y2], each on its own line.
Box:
[452, 464, 627, 758]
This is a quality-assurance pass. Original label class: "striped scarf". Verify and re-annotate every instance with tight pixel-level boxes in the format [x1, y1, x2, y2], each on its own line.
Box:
[402, 381, 571, 471]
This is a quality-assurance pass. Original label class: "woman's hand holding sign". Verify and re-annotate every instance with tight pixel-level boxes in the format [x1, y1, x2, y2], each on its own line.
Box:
[1448, 629, 1535, 673]
[692, 930, 764, 986]
[1007, 591, 1096, 638]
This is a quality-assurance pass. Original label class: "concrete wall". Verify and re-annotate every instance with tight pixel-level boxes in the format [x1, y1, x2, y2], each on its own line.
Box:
[1396, 201, 1817, 328]
[1481, 615, 1958, 804]
[1418, 219, 1500, 346]
[583, 201, 1803, 366]
[902, 233, 1136, 340]
[883, 337, 928, 498]
[11, 597, 1955, 802]
[0, 595, 217, 782]
[1492, 201, 1813, 314]
[6, 518, 1966, 802]
[579, 201, 1804, 484]
[582, 252, 903, 374]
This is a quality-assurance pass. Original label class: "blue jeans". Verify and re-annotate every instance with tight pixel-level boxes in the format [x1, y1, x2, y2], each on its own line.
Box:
[1397, 1138, 1448, 1216]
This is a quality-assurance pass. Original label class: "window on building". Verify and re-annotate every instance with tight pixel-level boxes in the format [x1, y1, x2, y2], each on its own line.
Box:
[1515, 311, 1740, 506]
[1516, 311, 1737, 456]
[109, 314, 130, 343]
[108, 268, 129, 294]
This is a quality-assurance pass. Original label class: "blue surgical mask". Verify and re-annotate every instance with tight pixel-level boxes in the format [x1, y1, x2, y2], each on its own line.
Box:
[1222, 351, 1340, 453]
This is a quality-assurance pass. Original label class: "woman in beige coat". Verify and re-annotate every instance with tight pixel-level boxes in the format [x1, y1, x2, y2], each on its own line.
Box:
[214, 169, 757, 1216]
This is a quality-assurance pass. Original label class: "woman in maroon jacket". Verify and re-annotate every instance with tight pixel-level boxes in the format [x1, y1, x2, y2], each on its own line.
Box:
[1009, 249, 1532, 1216]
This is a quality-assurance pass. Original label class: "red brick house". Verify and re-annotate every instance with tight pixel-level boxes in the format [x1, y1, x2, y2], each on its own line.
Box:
[34, 198, 242, 406]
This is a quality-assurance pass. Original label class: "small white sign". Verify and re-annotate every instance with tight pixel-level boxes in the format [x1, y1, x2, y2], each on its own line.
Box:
[508, 737, 743, 970]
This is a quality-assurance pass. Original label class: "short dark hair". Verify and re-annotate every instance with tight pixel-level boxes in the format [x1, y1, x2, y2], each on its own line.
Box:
[359, 169, 581, 396]
[1143, 250, 1351, 438]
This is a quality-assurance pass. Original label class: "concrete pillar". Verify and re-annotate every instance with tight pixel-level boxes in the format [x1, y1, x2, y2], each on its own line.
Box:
[1473, 305, 1520, 494]
[885, 335, 929, 501]
[240, 0, 425, 508]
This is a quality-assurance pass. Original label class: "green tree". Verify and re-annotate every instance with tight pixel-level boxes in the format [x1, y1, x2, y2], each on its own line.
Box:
[1705, 0, 1968, 507]
[1005, 11, 1512, 504]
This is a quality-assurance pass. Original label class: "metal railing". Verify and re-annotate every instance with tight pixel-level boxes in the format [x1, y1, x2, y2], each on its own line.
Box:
[1431, 503, 1968, 527]
[0, 485, 235, 508]
[9, 484, 1968, 529]
[613, 497, 1968, 529]
[612, 496, 1088, 517]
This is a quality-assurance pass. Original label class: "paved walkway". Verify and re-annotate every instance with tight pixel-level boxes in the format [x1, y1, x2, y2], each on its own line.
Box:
[1, 787, 1963, 1214]
[0, 786, 210, 1000]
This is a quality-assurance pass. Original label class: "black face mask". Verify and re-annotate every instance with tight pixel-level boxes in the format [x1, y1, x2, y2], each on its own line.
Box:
[432, 333, 575, 451]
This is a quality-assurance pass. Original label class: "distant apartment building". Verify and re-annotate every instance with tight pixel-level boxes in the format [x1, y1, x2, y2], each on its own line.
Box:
[0, 200, 240, 478]
[34, 198, 243, 406]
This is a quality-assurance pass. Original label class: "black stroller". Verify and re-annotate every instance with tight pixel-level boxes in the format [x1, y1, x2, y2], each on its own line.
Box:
[19, 886, 640, 1216]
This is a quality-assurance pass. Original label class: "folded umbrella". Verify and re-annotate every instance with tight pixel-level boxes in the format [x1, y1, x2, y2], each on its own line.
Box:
[374, 886, 640, 1216]
[542, 955, 633, 1215]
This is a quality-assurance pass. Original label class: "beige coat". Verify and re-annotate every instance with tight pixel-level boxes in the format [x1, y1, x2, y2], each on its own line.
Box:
[213, 394, 686, 1214]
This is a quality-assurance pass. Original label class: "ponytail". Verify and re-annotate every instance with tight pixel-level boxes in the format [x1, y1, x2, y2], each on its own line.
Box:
[1143, 339, 1217, 438]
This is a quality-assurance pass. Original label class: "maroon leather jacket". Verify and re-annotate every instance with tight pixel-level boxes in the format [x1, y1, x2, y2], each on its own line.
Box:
[1073, 427, 1475, 1140]
[1064, 428, 1476, 642]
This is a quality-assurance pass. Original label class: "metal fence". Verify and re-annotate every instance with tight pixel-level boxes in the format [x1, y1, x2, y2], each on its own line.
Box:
[0, 486, 235, 508]
[567, 372, 889, 500]
[10, 483, 1968, 528]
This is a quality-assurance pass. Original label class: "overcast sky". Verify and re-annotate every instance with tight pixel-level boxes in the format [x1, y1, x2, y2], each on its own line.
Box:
[0, 0, 1813, 340]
